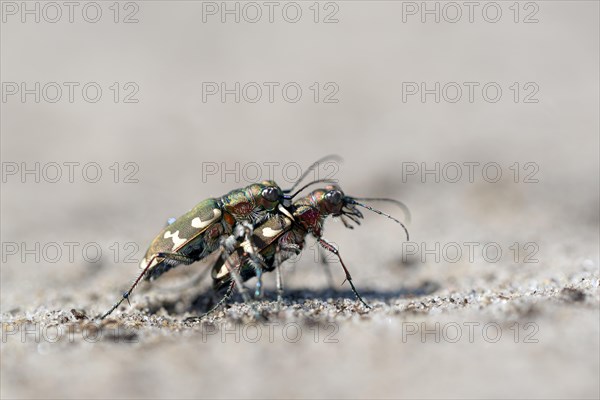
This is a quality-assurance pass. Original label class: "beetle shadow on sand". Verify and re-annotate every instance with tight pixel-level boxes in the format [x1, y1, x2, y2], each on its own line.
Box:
[147, 280, 441, 316]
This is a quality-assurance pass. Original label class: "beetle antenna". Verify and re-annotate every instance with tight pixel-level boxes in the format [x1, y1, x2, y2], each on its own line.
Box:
[346, 199, 410, 241]
[284, 154, 343, 193]
[350, 197, 411, 223]
[287, 179, 338, 200]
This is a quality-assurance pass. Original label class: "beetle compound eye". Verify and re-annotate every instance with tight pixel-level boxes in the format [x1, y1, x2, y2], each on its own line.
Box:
[326, 190, 343, 205]
[262, 187, 280, 202]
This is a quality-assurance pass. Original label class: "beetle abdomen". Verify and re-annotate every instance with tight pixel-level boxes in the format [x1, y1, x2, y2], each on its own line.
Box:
[140, 198, 224, 280]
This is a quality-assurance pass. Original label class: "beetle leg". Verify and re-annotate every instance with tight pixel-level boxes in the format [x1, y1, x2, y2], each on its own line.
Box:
[274, 245, 285, 304]
[99, 254, 160, 319]
[273, 242, 302, 304]
[251, 257, 266, 298]
[235, 221, 271, 299]
[317, 243, 336, 290]
[217, 226, 255, 302]
[184, 281, 235, 323]
[215, 225, 266, 317]
[244, 250, 269, 299]
[317, 237, 371, 309]
[218, 245, 252, 304]
[204, 281, 235, 317]
[275, 261, 284, 304]
[156, 251, 196, 265]
[253, 265, 263, 298]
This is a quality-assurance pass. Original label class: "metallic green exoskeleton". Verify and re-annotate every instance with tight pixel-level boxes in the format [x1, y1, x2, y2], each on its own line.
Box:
[99, 155, 341, 319]
[141, 181, 284, 281]
[99, 181, 285, 319]
[208, 185, 411, 312]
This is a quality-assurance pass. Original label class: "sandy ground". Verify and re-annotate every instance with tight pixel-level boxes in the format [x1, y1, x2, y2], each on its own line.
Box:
[1, 1, 599, 399]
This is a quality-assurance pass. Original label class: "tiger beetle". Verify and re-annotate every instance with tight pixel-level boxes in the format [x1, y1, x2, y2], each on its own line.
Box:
[99, 156, 341, 319]
[199, 184, 410, 319]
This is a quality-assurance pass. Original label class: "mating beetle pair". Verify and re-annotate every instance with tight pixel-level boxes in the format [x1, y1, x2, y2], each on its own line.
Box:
[99, 156, 409, 320]
[208, 184, 410, 314]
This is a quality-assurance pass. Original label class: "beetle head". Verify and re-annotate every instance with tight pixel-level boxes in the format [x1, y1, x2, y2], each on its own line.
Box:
[294, 185, 410, 240]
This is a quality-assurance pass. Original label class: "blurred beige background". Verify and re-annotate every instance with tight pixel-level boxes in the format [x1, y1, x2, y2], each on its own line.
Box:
[1, 1, 599, 399]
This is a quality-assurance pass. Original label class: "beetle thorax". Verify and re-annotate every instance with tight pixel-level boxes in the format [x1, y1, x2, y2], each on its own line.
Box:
[293, 203, 325, 237]
[221, 189, 257, 220]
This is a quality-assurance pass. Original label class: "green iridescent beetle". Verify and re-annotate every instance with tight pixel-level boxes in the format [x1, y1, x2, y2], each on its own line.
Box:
[99, 156, 340, 319]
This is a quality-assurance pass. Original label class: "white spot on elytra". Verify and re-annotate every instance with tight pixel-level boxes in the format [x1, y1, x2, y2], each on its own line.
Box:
[191, 209, 221, 229]
[241, 240, 254, 254]
[262, 227, 282, 238]
[261, 217, 292, 238]
[164, 230, 187, 250]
